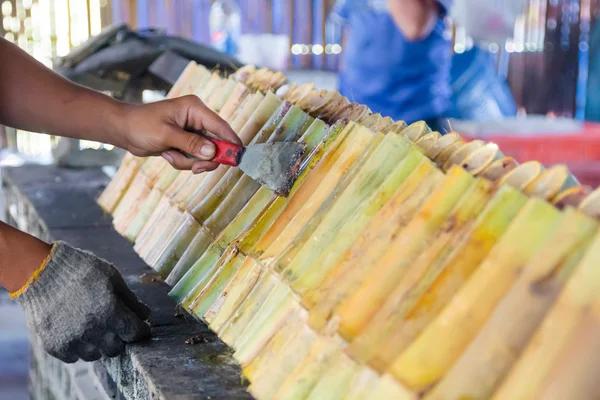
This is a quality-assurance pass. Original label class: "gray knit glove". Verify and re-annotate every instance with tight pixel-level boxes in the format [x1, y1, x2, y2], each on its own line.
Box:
[14, 241, 151, 363]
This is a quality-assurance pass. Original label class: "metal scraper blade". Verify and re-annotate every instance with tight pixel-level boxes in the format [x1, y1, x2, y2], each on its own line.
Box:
[238, 142, 306, 197]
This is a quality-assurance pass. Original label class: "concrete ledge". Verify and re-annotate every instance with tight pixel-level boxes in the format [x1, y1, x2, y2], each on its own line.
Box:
[3, 166, 252, 400]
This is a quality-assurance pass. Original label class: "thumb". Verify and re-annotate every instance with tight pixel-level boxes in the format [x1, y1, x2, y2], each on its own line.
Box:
[167, 129, 217, 161]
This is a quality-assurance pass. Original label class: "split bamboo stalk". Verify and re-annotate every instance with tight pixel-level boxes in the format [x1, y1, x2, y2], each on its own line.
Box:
[307, 161, 443, 332]
[347, 177, 497, 369]
[389, 198, 563, 392]
[336, 166, 476, 341]
[425, 207, 597, 400]
[282, 134, 418, 292]
[341, 184, 527, 365]
[491, 230, 600, 399]
[295, 147, 430, 310]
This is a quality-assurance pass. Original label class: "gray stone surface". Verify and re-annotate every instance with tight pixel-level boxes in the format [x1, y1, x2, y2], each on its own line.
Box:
[3, 166, 253, 400]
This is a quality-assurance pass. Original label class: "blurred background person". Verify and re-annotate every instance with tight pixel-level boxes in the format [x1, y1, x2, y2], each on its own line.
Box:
[332, 0, 453, 133]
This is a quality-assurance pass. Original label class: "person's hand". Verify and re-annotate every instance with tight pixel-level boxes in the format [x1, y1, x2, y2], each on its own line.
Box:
[119, 95, 242, 174]
[13, 241, 151, 363]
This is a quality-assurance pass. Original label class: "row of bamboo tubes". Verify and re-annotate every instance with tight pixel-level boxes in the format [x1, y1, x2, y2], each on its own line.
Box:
[98, 61, 600, 399]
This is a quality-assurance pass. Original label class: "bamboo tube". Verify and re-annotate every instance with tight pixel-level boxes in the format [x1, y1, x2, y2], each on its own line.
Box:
[414, 131, 442, 152]
[492, 230, 600, 399]
[207, 78, 237, 111]
[534, 306, 600, 400]
[336, 166, 476, 341]
[461, 143, 504, 175]
[153, 106, 313, 275]
[330, 103, 371, 123]
[188, 248, 245, 318]
[201, 75, 228, 107]
[258, 125, 379, 268]
[287, 141, 423, 300]
[523, 164, 579, 200]
[123, 165, 182, 241]
[425, 207, 597, 400]
[307, 162, 443, 332]
[553, 185, 593, 210]
[166, 61, 198, 98]
[265, 133, 396, 279]
[342, 185, 527, 362]
[282, 135, 416, 290]
[247, 318, 318, 399]
[243, 311, 307, 387]
[421, 132, 461, 160]
[218, 267, 279, 346]
[233, 275, 299, 365]
[111, 174, 153, 236]
[272, 336, 345, 400]
[497, 160, 544, 189]
[229, 91, 265, 133]
[97, 157, 141, 214]
[389, 198, 562, 392]
[196, 72, 223, 102]
[433, 140, 464, 165]
[477, 156, 518, 182]
[251, 122, 361, 258]
[202, 113, 315, 233]
[208, 256, 263, 333]
[348, 178, 497, 368]
[442, 139, 484, 171]
[305, 351, 360, 400]
[382, 120, 408, 134]
[217, 82, 251, 121]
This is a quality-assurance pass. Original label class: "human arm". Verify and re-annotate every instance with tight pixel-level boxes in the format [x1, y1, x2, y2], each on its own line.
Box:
[0, 37, 241, 173]
[1, 220, 151, 363]
[386, 0, 445, 41]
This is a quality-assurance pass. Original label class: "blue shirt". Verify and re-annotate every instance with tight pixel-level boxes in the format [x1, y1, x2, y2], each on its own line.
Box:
[334, 0, 453, 124]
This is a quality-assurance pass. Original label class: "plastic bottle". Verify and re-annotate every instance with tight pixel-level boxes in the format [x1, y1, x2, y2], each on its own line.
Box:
[209, 0, 241, 57]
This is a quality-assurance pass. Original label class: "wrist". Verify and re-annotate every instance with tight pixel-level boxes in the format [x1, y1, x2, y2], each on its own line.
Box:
[0, 222, 52, 293]
[105, 99, 136, 151]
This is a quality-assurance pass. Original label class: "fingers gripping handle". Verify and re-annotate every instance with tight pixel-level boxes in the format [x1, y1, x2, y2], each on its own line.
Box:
[182, 131, 245, 166]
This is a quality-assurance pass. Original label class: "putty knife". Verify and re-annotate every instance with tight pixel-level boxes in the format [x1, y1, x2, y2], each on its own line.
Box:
[184, 133, 306, 197]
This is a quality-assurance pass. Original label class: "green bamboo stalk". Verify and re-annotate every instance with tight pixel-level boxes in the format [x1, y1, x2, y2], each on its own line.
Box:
[285, 140, 423, 298]
[272, 132, 409, 274]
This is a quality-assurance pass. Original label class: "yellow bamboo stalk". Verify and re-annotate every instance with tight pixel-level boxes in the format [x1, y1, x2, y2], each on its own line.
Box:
[307, 162, 443, 332]
[497, 160, 544, 189]
[491, 229, 600, 399]
[390, 198, 563, 392]
[477, 156, 518, 182]
[425, 207, 597, 400]
[364, 185, 527, 371]
[337, 166, 475, 340]
[349, 178, 497, 369]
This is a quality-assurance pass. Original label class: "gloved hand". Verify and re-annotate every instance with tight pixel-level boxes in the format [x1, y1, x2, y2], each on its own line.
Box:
[12, 241, 151, 363]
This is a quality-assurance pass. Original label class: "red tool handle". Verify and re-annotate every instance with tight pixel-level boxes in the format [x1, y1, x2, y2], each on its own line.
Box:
[183, 131, 245, 166]
[203, 135, 245, 166]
